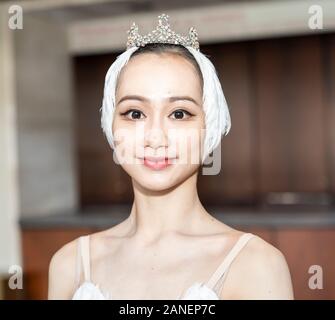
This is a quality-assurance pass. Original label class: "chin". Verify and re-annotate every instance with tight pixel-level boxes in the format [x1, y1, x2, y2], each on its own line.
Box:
[136, 180, 178, 192]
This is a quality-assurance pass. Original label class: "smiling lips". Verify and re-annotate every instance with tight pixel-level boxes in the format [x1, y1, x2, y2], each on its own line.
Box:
[141, 156, 176, 170]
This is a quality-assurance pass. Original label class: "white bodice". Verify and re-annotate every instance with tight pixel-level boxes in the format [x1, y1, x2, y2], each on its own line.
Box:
[72, 281, 220, 300]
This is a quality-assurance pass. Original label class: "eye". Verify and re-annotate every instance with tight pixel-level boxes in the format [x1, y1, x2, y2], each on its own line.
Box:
[120, 109, 145, 120]
[170, 109, 193, 120]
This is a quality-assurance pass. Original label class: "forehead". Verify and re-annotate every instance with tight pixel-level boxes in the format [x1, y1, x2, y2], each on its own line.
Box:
[116, 53, 202, 99]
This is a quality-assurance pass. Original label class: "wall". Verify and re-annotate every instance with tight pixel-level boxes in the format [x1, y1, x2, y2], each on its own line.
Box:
[14, 14, 78, 217]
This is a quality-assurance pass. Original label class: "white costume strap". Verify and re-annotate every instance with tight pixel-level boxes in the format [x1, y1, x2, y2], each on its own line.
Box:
[76, 235, 91, 284]
[206, 233, 255, 290]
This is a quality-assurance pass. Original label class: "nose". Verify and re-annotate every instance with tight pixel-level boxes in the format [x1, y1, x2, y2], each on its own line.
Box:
[144, 112, 168, 150]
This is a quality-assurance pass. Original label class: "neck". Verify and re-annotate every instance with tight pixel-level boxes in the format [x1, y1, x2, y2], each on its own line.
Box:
[126, 170, 208, 245]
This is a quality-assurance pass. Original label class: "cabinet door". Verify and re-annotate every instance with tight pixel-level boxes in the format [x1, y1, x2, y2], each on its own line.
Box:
[276, 229, 335, 299]
[255, 36, 328, 195]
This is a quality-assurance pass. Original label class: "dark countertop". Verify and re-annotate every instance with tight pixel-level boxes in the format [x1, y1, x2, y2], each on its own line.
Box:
[19, 204, 335, 229]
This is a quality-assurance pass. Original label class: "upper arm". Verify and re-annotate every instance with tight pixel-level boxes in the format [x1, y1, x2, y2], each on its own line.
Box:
[48, 238, 78, 300]
[221, 236, 294, 300]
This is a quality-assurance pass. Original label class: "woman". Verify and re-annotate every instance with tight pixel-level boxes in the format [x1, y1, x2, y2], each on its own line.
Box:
[48, 14, 294, 300]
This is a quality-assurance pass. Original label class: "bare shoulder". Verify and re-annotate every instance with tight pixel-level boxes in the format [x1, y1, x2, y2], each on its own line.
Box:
[221, 233, 294, 300]
[48, 225, 121, 299]
[48, 237, 80, 300]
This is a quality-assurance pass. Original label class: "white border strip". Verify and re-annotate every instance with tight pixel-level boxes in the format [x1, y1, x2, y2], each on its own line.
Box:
[0, 6, 21, 276]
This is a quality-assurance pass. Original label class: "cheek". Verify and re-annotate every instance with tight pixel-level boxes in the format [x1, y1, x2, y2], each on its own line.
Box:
[172, 126, 204, 164]
[113, 117, 138, 147]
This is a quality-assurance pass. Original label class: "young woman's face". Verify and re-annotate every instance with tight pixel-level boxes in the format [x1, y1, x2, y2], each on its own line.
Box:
[113, 53, 205, 191]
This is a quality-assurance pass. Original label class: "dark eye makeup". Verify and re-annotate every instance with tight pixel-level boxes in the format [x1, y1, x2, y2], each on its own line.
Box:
[119, 108, 194, 120]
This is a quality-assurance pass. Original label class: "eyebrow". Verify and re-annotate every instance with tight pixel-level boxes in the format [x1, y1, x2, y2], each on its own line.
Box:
[116, 95, 200, 107]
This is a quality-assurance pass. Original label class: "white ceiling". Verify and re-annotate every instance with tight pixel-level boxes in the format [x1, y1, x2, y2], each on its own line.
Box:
[3, 0, 265, 23]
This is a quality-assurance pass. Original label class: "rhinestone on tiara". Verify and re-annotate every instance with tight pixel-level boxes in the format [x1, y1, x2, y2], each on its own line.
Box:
[126, 13, 200, 51]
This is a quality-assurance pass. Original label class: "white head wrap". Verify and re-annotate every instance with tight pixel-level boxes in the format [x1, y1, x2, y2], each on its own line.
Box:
[100, 45, 231, 164]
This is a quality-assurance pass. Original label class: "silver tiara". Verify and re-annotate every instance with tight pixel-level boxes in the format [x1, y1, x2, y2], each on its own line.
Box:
[126, 13, 200, 51]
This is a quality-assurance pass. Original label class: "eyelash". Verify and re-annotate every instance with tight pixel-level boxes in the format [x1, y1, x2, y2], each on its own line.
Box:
[119, 109, 194, 120]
